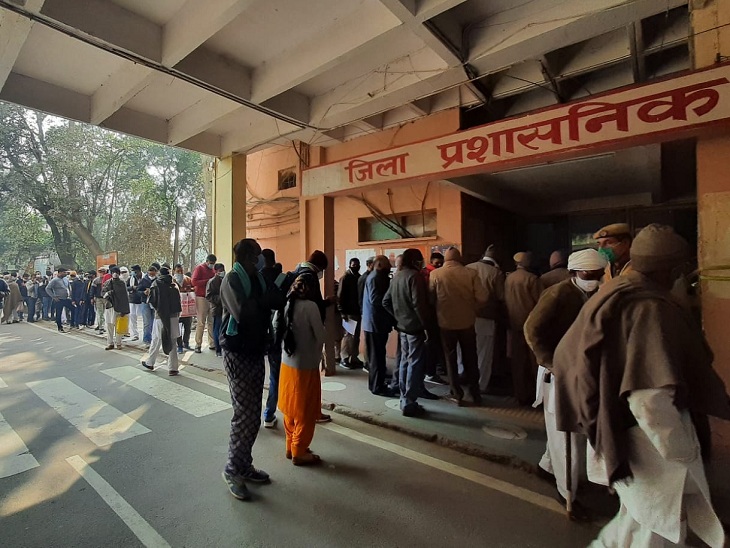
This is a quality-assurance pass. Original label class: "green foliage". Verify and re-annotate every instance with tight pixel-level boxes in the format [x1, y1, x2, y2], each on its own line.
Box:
[0, 202, 53, 270]
[0, 101, 211, 269]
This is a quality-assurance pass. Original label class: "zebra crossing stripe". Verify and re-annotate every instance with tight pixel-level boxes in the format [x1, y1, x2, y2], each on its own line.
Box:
[0, 377, 7, 388]
[26, 377, 151, 447]
[0, 412, 40, 479]
[101, 366, 230, 417]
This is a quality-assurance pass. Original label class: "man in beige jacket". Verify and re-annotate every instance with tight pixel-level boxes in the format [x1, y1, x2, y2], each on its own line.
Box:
[429, 248, 487, 406]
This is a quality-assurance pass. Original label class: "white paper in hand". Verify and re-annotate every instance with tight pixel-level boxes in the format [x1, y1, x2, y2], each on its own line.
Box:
[342, 319, 357, 335]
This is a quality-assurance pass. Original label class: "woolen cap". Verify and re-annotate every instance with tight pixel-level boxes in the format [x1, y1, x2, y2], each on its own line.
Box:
[593, 223, 631, 239]
[631, 224, 689, 273]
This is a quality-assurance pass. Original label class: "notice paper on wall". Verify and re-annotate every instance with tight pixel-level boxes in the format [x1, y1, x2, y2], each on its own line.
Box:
[343, 249, 377, 270]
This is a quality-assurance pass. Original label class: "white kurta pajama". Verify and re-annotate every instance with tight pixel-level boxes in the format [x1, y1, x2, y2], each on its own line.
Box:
[533, 365, 585, 502]
[590, 388, 724, 548]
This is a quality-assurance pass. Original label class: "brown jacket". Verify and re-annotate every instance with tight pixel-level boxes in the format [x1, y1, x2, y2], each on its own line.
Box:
[505, 268, 542, 330]
[524, 279, 588, 368]
[429, 260, 487, 330]
[466, 259, 505, 320]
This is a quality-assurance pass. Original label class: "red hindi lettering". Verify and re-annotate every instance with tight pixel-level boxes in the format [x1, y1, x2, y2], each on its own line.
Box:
[437, 139, 467, 169]
[635, 83, 725, 124]
[345, 158, 375, 184]
[515, 119, 564, 151]
[374, 153, 409, 177]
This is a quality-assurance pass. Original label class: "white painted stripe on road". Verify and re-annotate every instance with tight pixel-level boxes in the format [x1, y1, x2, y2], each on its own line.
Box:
[0, 412, 39, 478]
[324, 422, 565, 515]
[179, 368, 230, 392]
[66, 455, 171, 548]
[26, 377, 151, 447]
[101, 366, 230, 417]
[0, 377, 7, 388]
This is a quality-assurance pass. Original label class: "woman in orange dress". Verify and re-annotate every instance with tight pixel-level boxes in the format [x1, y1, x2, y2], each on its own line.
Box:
[278, 276, 326, 465]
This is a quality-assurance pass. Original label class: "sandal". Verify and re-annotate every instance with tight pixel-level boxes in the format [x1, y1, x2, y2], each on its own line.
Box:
[286, 448, 312, 460]
[292, 452, 322, 466]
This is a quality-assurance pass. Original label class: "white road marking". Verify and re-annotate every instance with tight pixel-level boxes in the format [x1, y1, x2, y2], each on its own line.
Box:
[0, 412, 39, 479]
[65, 354, 76, 359]
[101, 366, 230, 417]
[179, 368, 230, 392]
[323, 422, 565, 515]
[66, 455, 171, 548]
[26, 377, 150, 447]
[0, 377, 7, 388]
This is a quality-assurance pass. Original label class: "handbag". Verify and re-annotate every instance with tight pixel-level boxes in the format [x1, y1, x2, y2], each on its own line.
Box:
[180, 291, 197, 318]
[115, 314, 129, 334]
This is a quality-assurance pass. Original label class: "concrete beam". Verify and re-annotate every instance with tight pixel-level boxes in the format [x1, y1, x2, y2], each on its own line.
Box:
[90, 64, 154, 125]
[0, 71, 89, 123]
[162, 0, 257, 66]
[167, 95, 240, 145]
[250, 3, 399, 103]
[415, 0, 470, 22]
[467, 0, 687, 74]
[0, 0, 45, 91]
[221, 116, 301, 156]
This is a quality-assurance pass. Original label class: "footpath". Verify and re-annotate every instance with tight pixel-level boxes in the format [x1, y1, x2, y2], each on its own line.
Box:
[26, 321, 730, 526]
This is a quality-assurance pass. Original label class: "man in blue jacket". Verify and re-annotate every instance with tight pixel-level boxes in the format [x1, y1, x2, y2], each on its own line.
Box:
[136, 264, 159, 347]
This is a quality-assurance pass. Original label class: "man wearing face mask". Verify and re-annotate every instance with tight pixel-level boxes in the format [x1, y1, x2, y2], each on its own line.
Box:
[555, 225, 730, 546]
[338, 258, 363, 370]
[524, 248, 607, 520]
[205, 263, 226, 357]
[137, 264, 160, 348]
[594, 223, 633, 280]
[173, 263, 195, 353]
[126, 265, 143, 340]
[102, 266, 130, 350]
[192, 253, 218, 353]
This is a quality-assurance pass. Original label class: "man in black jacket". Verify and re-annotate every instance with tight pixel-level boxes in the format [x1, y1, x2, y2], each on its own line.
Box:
[338, 258, 363, 370]
[142, 267, 182, 375]
[206, 263, 225, 358]
[357, 257, 375, 371]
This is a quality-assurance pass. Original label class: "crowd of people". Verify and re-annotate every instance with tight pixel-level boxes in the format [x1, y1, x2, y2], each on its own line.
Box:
[2, 223, 727, 547]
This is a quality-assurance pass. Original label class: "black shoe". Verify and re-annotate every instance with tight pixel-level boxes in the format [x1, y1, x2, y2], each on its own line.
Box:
[194, 347, 202, 354]
[57, 327, 66, 333]
[222, 471, 251, 501]
[373, 386, 399, 398]
[241, 466, 270, 484]
[338, 361, 360, 370]
[420, 390, 440, 400]
[402, 404, 426, 418]
[555, 492, 592, 522]
[141, 361, 154, 370]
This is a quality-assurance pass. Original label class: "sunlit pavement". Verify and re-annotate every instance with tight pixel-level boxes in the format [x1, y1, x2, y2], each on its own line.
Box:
[0, 323, 602, 547]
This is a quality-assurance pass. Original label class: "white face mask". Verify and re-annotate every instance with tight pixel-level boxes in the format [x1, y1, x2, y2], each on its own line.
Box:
[207, 263, 214, 269]
[317, 270, 324, 280]
[174, 273, 184, 284]
[574, 277, 600, 293]
[218, 271, 225, 278]
[120, 273, 129, 281]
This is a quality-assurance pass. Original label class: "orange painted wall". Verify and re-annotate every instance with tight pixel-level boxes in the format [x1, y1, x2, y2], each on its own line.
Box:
[245, 145, 301, 271]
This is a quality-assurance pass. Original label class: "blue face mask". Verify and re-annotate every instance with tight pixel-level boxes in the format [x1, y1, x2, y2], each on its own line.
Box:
[255, 254, 265, 271]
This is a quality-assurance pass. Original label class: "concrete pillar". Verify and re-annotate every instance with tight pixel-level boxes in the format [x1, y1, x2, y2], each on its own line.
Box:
[213, 154, 247, 268]
[299, 195, 335, 297]
[693, 0, 730, 514]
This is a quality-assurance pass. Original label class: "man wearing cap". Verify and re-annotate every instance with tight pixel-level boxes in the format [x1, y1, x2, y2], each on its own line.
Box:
[466, 244, 505, 394]
[429, 248, 487, 406]
[555, 225, 730, 547]
[505, 252, 543, 406]
[540, 250, 571, 289]
[524, 248, 608, 520]
[594, 223, 633, 280]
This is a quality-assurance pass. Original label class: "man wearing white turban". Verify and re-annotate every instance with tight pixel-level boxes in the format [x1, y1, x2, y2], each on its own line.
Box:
[524, 248, 607, 520]
[554, 225, 730, 547]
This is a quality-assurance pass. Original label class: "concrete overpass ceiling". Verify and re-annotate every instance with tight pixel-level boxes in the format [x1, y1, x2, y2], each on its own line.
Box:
[0, 0, 691, 157]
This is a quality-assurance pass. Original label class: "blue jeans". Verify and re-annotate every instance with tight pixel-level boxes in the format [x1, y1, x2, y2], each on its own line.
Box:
[26, 297, 37, 322]
[212, 315, 222, 353]
[141, 303, 154, 343]
[399, 332, 427, 409]
[85, 300, 96, 326]
[71, 302, 84, 327]
[263, 344, 282, 422]
[42, 295, 53, 320]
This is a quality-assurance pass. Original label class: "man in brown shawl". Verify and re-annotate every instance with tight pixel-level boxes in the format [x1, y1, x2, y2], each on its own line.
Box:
[2, 274, 22, 324]
[554, 224, 730, 547]
[505, 251, 542, 405]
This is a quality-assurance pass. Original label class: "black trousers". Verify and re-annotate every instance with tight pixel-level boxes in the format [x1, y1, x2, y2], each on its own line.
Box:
[441, 327, 480, 401]
[366, 331, 389, 393]
[177, 316, 192, 348]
